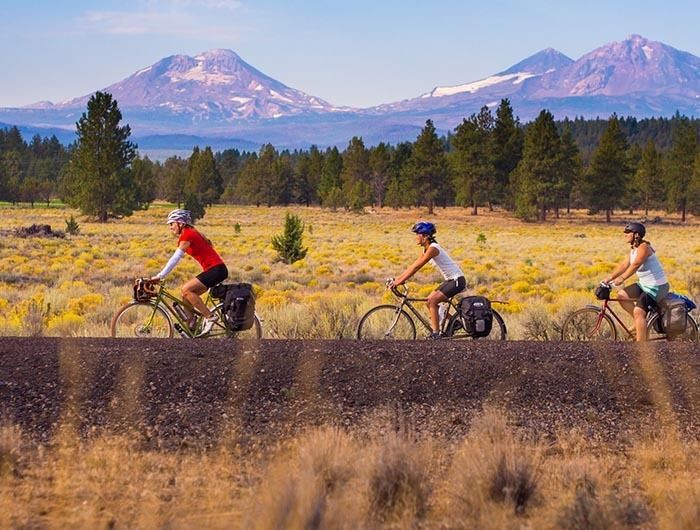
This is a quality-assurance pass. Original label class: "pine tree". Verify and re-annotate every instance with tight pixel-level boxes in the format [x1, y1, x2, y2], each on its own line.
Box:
[61, 92, 137, 221]
[271, 212, 308, 264]
[634, 139, 664, 216]
[450, 106, 495, 215]
[492, 99, 523, 208]
[341, 137, 371, 210]
[512, 110, 562, 221]
[583, 115, 630, 222]
[409, 120, 447, 214]
[665, 118, 698, 221]
[318, 147, 343, 207]
[369, 142, 391, 208]
[557, 126, 582, 215]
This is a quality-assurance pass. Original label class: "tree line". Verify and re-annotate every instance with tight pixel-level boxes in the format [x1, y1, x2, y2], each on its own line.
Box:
[2, 92, 700, 222]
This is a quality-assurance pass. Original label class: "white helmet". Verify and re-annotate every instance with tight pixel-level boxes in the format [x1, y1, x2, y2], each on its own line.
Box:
[166, 209, 193, 226]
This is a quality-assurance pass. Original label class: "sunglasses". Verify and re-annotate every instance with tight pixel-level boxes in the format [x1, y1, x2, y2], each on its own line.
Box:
[623, 229, 632, 234]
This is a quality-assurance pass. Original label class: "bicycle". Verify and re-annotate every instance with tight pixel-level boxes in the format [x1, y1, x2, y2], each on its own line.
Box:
[110, 278, 262, 339]
[560, 283, 698, 341]
[356, 281, 507, 340]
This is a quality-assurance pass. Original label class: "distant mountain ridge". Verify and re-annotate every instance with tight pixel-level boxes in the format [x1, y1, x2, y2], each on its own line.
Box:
[2, 35, 700, 152]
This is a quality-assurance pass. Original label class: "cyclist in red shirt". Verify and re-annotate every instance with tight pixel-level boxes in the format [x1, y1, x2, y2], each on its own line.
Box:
[151, 209, 228, 335]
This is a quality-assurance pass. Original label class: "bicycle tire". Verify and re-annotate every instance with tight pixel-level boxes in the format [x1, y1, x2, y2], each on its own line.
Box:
[560, 307, 617, 341]
[111, 301, 174, 338]
[212, 303, 262, 339]
[445, 309, 507, 340]
[646, 312, 699, 342]
[357, 305, 416, 340]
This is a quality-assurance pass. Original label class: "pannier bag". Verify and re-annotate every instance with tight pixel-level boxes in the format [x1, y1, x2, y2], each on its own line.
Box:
[223, 283, 256, 331]
[458, 296, 493, 338]
[659, 295, 688, 336]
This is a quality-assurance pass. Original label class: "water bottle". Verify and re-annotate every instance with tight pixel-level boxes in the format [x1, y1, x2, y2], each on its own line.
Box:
[173, 302, 189, 323]
[438, 303, 447, 327]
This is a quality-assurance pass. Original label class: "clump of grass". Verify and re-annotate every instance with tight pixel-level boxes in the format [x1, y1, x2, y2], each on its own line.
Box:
[367, 431, 434, 525]
[445, 408, 542, 519]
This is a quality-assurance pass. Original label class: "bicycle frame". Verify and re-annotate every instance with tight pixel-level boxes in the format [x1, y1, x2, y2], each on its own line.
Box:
[590, 297, 654, 340]
[146, 283, 226, 338]
[388, 285, 460, 335]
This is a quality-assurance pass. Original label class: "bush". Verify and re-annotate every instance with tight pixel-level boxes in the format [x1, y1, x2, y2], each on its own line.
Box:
[271, 213, 308, 264]
[65, 215, 80, 235]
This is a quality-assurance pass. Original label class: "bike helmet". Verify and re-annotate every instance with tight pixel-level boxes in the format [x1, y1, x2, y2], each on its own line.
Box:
[166, 209, 193, 226]
[411, 221, 436, 236]
[624, 222, 645, 239]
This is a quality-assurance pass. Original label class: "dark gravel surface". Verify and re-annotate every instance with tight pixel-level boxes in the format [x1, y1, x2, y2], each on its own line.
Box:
[1, 337, 699, 448]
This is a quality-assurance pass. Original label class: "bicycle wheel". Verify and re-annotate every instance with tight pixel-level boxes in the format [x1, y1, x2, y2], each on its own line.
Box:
[445, 309, 507, 340]
[646, 312, 699, 342]
[212, 303, 262, 339]
[357, 305, 416, 339]
[111, 302, 173, 338]
[560, 307, 617, 341]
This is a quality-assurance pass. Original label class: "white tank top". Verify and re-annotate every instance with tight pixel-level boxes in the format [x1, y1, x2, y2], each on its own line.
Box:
[429, 243, 464, 280]
[630, 245, 668, 287]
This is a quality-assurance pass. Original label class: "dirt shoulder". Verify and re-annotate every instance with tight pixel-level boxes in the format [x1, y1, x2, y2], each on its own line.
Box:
[1, 337, 699, 447]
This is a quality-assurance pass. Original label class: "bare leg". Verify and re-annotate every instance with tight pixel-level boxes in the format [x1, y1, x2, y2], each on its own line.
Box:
[633, 307, 647, 341]
[616, 289, 636, 318]
[427, 291, 448, 332]
[181, 278, 212, 318]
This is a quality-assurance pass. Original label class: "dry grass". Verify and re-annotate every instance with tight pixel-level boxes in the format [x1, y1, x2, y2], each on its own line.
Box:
[2, 409, 700, 529]
[1, 203, 699, 338]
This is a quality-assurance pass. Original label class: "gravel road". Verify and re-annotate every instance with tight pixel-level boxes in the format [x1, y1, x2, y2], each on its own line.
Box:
[1, 337, 699, 447]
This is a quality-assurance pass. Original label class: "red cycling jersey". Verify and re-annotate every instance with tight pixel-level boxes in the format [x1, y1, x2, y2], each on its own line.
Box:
[178, 227, 224, 272]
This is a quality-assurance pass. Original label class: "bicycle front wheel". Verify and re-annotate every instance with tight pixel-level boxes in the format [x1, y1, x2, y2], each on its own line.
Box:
[445, 309, 507, 340]
[561, 307, 617, 341]
[111, 302, 174, 338]
[357, 305, 416, 339]
[646, 312, 699, 342]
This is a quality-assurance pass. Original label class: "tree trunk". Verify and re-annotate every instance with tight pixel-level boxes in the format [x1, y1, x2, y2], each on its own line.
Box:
[427, 197, 434, 215]
[540, 201, 547, 222]
[606, 209, 612, 223]
[471, 199, 478, 216]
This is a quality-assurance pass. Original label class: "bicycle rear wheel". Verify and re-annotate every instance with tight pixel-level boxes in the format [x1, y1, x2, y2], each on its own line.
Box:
[212, 303, 262, 339]
[357, 305, 416, 339]
[445, 309, 507, 340]
[561, 307, 617, 341]
[111, 302, 174, 338]
[646, 312, 699, 342]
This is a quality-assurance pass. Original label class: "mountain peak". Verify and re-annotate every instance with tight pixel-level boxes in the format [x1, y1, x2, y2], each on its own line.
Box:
[499, 48, 573, 75]
[41, 49, 345, 119]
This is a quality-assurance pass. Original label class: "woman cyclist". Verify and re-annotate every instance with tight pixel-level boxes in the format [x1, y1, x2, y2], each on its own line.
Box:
[603, 222, 670, 341]
[388, 221, 466, 339]
[151, 209, 228, 336]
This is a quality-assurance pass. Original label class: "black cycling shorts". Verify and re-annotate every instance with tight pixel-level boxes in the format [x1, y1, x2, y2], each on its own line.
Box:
[197, 264, 229, 289]
[437, 276, 466, 298]
[622, 282, 669, 311]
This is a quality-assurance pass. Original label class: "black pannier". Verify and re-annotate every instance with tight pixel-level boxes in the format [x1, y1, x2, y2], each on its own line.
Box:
[458, 296, 493, 337]
[659, 296, 688, 336]
[211, 283, 256, 331]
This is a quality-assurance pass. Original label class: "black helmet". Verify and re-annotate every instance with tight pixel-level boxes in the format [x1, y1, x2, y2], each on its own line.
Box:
[624, 222, 646, 238]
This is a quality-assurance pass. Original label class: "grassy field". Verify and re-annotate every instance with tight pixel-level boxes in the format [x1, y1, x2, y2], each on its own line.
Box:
[1, 203, 699, 339]
[2, 409, 700, 529]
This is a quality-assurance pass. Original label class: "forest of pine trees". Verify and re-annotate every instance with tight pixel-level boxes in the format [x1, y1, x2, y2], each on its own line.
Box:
[3, 97, 700, 221]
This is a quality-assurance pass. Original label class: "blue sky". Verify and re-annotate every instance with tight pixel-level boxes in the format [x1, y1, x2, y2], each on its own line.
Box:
[2, 0, 700, 108]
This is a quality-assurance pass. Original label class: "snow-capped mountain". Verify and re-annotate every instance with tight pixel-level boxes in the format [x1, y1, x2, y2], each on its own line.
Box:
[529, 34, 700, 98]
[2, 35, 700, 154]
[33, 49, 348, 120]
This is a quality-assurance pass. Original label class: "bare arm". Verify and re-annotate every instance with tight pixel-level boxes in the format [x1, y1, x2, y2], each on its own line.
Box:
[392, 246, 438, 286]
[611, 244, 651, 286]
[604, 255, 630, 284]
